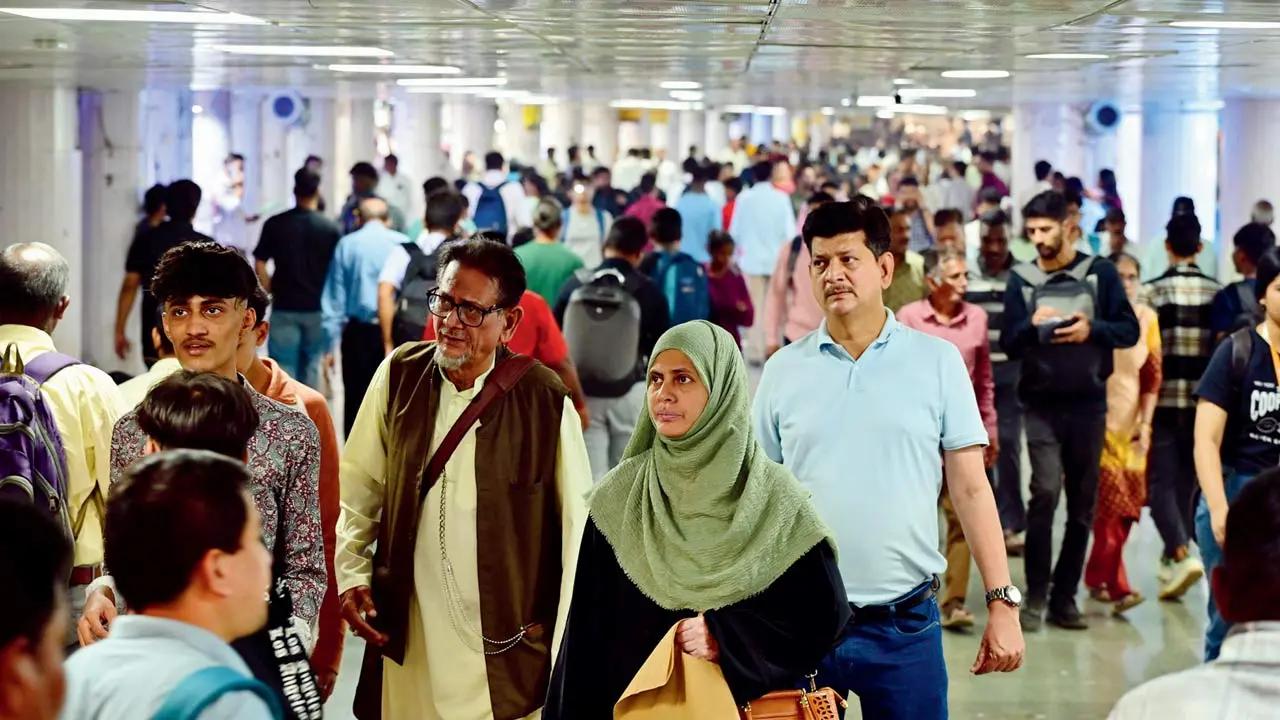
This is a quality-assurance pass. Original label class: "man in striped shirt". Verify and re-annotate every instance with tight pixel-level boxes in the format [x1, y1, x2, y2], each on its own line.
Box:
[966, 210, 1026, 554]
[1144, 213, 1218, 600]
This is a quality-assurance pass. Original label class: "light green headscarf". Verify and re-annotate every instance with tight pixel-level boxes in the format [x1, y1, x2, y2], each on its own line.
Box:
[589, 320, 836, 611]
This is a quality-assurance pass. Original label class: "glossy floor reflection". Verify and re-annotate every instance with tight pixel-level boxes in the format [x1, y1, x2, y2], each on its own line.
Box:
[323, 511, 1207, 720]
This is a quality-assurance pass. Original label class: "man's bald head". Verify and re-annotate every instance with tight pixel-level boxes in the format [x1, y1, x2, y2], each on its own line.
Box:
[358, 197, 390, 225]
[0, 242, 70, 330]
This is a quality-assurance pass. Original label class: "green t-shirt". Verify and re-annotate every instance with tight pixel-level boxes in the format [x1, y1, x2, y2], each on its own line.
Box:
[516, 241, 585, 302]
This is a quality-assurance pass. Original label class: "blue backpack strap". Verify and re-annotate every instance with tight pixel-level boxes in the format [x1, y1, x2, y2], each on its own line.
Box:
[595, 207, 605, 237]
[561, 209, 570, 242]
[152, 666, 283, 720]
[22, 351, 79, 386]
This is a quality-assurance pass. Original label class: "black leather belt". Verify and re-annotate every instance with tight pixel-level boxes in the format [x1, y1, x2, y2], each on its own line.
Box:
[848, 576, 939, 624]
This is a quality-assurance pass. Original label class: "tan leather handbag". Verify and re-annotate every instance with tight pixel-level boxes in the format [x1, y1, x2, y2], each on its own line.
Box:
[739, 674, 846, 720]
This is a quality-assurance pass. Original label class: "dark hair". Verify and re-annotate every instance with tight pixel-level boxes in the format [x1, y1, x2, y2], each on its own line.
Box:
[423, 176, 450, 198]
[707, 230, 735, 254]
[638, 172, 658, 194]
[591, 166, 610, 179]
[248, 283, 269, 329]
[0, 499, 71, 648]
[725, 177, 743, 195]
[349, 162, 378, 181]
[305, 154, 322, 166]
[1064, 176, 1085, 196]
[651, 207, 683, 245]
[682, 157, 700, 176]
[1234, 222, 1276, 266]
[137, 371, 259, 459]
[151, 241, 258, 309]
[1063, 189, 1082, 210]
[226, 153, 245, 165]
[803, 197, 892, 257]
[1034, 160, 1052, 181]
[511, 227, 535, 248]
[808, 191, 835, 207]
[897, 175, 920, 188]
[751, 161, 774, 184]
[921, 245, 966, 277]
[293, 169, 321, 198]
[106, 450, 251, 611]
[1220, 468, 1280, 620]
[606, 216, 648, 256]
[384, 153, 399, 166]
[484, 151, 505, 171]
[1172, 196, 1196, 217]
[143, 184, 167, 215]
[153, 306, 175, 355]
[1110, 251, 1141, 274]
[979, 209, 1009, 232]
[1052, 170, 1066, 182]
[933, 208, 964, 228]
[1022, 190, 1068, 223]
[1105, 207, 1127, 225]
[976, 187, 1002, 207]
[437, 238, 526, 309]
[165, 180, 202, 222]
[426, 191, 466, 232]
[1258, 247, 1280, 302]
[1166, 214, 1202, 258]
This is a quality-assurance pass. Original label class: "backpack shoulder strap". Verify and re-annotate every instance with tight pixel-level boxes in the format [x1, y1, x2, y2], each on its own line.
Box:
[595, 207, 606, 237]
[1064, 254, 1097, 283]
[401, 240, 424, 258]
[1011, 261, 1048, 287]
[1231, 327, 1253, 393]
[23, 351, 80, 386]
[152, 666, 283, 720]
[1237, 281, 1259, 312]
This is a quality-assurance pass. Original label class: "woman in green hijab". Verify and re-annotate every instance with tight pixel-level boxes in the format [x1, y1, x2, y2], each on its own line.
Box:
[545, 321, 849, 718]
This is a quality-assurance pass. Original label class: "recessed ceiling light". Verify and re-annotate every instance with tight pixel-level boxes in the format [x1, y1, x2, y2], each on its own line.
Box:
[940, 70, 1009, 79]
[404, 87, 488, 95]
[1025, 53, 1110, 60]
[660, 81, 701, 90]
[191, 104, 204, 115]
[960, 109, 993, 121]
[609, 99, 698, 110]
[892, 78, 915, 85]
[898, 88, 977, 98]
[670, 90, 704, 101]
[856, 95, 896, 107]
[396, 77, 506, 87]
[723, 104, 785, 115]
[0, 8, 264, 24]
[1168, 20, 1280, 30]
[840, 97, 853, 107]
[212, 45, 392, 57]
[821, 107, 835, 116]
[328, 64, 461, 74]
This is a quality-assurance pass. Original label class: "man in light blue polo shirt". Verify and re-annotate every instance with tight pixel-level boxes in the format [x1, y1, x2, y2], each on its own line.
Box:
[753, 198, 1024, 719]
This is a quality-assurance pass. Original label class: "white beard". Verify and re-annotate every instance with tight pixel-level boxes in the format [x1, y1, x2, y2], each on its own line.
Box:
[434, 345, 469, 370]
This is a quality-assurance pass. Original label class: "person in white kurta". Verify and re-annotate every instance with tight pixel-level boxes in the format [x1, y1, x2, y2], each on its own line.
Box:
[337, 353, 591, 720]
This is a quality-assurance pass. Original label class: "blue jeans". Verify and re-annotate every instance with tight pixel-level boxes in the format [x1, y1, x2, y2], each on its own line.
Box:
[1195, 469, 1255, 661]
[815, 590, 948, 719]
[268, 311, 326, 390]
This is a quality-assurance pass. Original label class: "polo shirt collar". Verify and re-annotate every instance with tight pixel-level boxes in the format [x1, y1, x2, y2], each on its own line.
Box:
[1218, 622, 1280, 664]
[816, 308, 900, 356]
[920, 299, 970, 327]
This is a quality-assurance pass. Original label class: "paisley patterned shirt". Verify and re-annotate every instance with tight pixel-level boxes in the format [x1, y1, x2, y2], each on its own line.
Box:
[109, 378, 325, 626]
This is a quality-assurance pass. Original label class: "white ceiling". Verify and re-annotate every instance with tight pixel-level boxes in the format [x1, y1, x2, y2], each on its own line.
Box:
[1, 1, 1279, 110]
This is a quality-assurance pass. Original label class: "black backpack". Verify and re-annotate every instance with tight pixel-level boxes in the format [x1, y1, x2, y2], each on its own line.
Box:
[392, 241, 448, 346]
[562, 268, 643, 398]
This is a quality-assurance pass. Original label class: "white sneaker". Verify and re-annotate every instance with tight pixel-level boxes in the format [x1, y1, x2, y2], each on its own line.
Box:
[1159, 557, 1205, 600]
[1156, 557, 1173, 585]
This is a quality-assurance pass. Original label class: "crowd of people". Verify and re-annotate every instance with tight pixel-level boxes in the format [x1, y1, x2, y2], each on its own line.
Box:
[1, 133, 1278, 720]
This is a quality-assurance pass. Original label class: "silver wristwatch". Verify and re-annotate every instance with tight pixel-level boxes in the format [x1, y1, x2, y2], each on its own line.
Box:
[985, 585, 1023, 608]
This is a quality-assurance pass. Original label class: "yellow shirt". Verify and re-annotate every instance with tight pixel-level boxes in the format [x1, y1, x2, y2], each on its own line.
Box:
[337, 354, 591, 720]
[117, 357, 183, 410]
[0, 325, 123, 566]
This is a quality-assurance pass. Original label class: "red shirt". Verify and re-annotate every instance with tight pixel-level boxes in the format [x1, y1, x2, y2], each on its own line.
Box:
[423, 290, 569, 366]
[722, 199, 736, 230]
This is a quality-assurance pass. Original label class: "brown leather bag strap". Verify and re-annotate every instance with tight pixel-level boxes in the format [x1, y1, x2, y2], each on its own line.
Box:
[416, 353, 537, 501]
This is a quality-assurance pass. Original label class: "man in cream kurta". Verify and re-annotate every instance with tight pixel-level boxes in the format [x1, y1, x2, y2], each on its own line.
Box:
[336, 238, 592, 720]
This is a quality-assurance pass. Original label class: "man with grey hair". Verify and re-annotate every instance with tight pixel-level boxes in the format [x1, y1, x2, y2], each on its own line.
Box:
[322, 195, 409, 432]
[0, 242, 124, 646]
[515, 197, 585, 303]
[898, 243, 999, 631]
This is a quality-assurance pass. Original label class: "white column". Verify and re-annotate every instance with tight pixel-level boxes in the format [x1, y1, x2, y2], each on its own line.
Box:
[679, 110, 705, 158]
[1010, 102, 1085, 226]
[392, 93, 443, 181]
[230, 91, 264, 213]
[581, 102, 619, 167]
[748, 113, 771, 146]
[333, 94, 376, 199]
[1221, 99, 1280, 255]
[495, 100, 537, 168]
[140, 88, 189, 185]
[303, 97, 338, 209]
[771, 111, 790, 143]
[1114, 111, 1143, 239]
[810, 111, 833, 151]
[1138, 103, 1218, 250]
[664, 112, 681, 157]
[539, 101, 574, 161]
[704, 109, 728, 161]
[0, 85, 83, 356]
[79, 87, 144, 372]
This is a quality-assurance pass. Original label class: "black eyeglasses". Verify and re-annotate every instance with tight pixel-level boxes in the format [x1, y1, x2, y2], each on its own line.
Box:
[427, 290, 503, 328]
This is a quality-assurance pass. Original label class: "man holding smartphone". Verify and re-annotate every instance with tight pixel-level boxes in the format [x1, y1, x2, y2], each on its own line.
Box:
[1001, 191, 1139, 631]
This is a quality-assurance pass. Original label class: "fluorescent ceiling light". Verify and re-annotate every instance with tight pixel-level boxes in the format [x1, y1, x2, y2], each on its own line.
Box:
[1183, 100, 1225, 111]
[887, 103, 949, 116]
[892, 78, 916, 85]
[609, 99, 697, 111]
[960, 109, 993, 121]
[1168, 20, 1280, 30]
[898, 88, 976, 98]
[876, 108, 895, 119]
[1025, 52, 1109, 60]
[660, 81, 701, 90]
[475, 89, 559, 104]
[405, 87, 488, 95]
[669, 90, 704, 101]
[820, 107, 835, 116]
[329, 64, 460, 74]
[213, 45, 391, 57]
[857, 95, 896, 107]
[941, 70, 1009, 79]
[723, 104, 786, 115]
[397, 77, 506, 87]
[840, 97, 853, 107]
[0, 8, 264, 24]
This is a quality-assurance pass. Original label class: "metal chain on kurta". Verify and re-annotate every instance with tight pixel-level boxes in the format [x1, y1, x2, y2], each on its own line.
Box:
[438, 469, 528, 655]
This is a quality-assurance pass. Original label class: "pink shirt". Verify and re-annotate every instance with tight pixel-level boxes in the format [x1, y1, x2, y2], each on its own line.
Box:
[764, 238, 824, 346]
[624, 194, 665, 230]
[896, 299, 997, 438]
